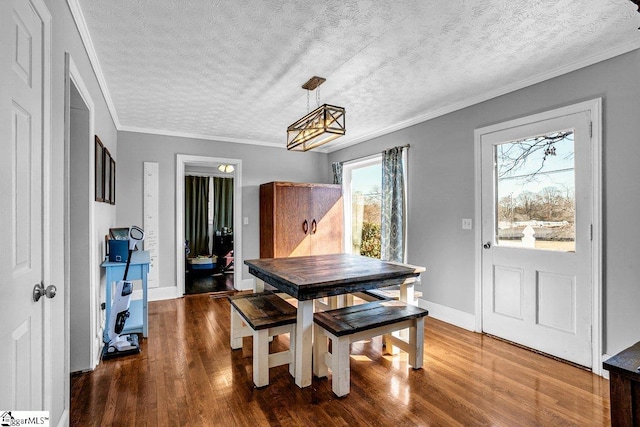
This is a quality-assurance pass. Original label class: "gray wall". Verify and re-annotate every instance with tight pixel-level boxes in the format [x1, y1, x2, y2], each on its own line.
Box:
[115, 132, 330, 288]
[328, 48, 640, 356]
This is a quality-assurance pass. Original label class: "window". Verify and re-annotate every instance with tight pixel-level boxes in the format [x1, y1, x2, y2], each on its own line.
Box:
[342, 155, 382, 258]
[495, 130, 576, 251]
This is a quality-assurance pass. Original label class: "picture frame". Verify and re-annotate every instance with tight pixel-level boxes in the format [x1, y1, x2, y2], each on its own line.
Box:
[110, 158, 116, 205]
[95, 136, 104, 202]
[104, 147, 112, 203]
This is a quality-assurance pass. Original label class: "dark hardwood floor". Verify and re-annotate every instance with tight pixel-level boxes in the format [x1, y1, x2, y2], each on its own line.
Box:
[185, 271, 234, 295]
[71, 294, 611, 426]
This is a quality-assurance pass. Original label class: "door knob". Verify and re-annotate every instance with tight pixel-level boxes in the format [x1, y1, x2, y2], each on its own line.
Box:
[483, 242, 491, 249]
[33, 283, 57, 302]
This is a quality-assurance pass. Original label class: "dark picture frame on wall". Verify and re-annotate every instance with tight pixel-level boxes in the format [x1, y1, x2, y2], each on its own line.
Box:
[95, 136, 104, 202]
[110, 158, 116, 205]
[104, 147, 112, 203]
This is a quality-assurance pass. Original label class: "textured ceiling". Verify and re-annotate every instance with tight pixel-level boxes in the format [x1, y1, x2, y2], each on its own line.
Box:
[76, 0, 640, 152]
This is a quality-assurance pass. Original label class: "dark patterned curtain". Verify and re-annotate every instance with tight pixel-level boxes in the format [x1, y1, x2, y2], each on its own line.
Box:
[332, 162, 343, 185]
[185, 176, 210, 256]
[213, 177, 233, 231]
[381, 146, 406, 262]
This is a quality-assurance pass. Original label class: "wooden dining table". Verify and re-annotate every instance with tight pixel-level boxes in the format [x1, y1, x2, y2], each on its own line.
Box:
[244, 253, 426, 388]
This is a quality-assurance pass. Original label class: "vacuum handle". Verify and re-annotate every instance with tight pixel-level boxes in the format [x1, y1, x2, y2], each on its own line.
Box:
[123, 249, 133, 281]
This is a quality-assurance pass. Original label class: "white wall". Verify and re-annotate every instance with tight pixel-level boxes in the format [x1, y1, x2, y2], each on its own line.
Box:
[328, 48, 640, 356]
[115, 132, 330, 294]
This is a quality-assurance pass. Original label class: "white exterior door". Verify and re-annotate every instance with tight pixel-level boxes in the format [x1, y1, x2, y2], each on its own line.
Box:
[480, 109, 593, 367]
[0, 0, 49, 410]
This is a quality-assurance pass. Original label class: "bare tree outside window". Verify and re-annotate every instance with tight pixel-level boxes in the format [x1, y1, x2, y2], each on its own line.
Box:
[495, 131, 576, 251]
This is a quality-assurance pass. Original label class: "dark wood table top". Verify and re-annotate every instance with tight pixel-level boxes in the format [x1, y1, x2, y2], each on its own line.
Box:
[604, 341, 640, 381]
[245, 254, 425, 300]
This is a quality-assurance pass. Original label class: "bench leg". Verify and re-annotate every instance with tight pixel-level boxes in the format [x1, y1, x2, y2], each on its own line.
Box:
[332, 336, 351, 397]
[253, 329, 270, 387]
[313, 324, 328, 378]
[288, 325, 296, 378]
[230, 306, 244, 349]
[409, 318, 424, 369]
[344, 294, 354, 307]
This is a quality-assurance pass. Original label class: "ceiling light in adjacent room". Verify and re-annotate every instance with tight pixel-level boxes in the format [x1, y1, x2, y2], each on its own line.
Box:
[218, 164, 234, 173]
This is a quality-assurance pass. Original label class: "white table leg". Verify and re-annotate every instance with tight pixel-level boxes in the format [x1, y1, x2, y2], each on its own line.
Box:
[254, 279, 264, 293]
[295, 299, 314, 388]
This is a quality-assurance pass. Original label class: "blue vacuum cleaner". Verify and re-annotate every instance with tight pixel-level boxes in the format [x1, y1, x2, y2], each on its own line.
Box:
[102, 226, 145, 359]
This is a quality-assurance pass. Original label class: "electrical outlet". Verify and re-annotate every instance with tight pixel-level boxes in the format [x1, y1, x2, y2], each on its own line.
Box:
[462, 218, 472, 230]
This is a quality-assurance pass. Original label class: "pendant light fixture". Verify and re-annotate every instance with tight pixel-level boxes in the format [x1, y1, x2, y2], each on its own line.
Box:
[287, 76, 345, 151]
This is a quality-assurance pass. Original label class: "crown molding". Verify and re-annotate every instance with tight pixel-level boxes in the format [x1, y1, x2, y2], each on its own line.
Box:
[118, 125, 284, 149]
[66, 0, 121, 129]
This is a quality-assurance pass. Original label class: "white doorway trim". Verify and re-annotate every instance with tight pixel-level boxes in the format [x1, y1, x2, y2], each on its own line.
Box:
[176, 154, 242, 296]
[473, 98, 602, 375]
[64, 53, 98, 372]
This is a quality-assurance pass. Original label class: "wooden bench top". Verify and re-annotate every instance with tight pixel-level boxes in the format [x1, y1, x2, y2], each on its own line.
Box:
[359, 286, 423, 301]
[228, 292, 297, 330]
[313, 301, 428, 337]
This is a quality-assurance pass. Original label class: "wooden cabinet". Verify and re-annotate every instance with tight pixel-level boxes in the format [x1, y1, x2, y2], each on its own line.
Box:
[260, 182, 343, 258]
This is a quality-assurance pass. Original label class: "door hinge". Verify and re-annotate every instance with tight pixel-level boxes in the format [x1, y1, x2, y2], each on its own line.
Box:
[590, 224, 593, 241]
[589, 121, 593, 139]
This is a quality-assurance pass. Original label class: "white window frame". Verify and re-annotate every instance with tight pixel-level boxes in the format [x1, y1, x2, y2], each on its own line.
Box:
[341, 154, 382, 254]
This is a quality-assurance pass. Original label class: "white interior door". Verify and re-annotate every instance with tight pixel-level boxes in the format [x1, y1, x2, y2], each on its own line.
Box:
[480, 110, 593, 367]
[0, 0, 47, 409]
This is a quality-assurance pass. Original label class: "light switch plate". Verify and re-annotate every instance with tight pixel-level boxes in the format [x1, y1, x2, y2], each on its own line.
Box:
[462, 218, 472, 230]
[243, 217, 249, 225]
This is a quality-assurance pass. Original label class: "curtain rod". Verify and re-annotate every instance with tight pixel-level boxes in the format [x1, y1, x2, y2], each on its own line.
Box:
[338, 144, 410, 165]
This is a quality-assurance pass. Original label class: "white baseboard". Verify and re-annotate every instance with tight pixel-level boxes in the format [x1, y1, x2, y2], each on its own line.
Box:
[56, 410, 69, 427]
[601, 353, 612, 379]
[417, 298, 476, 331]
[238, 278, 254, 291]
[132, 286, 179, 302]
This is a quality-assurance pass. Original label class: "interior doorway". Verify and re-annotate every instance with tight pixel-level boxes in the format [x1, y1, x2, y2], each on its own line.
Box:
[176, 155, 242, 296]
[184, 168, 235, 294]
[65, 54, 98, 373]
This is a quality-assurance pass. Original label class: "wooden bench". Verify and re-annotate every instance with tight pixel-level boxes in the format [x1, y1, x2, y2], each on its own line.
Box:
[228, 292, 297, 388]
[313, 300, 428, 397]
[351, 285, 423, 304]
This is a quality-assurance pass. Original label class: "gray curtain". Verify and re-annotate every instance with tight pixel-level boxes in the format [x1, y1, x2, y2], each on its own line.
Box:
[332, 162, 343, 185]
[213, 177, 233, 231]
[185, 176, 210, 256]
[381, 146, 405, 262]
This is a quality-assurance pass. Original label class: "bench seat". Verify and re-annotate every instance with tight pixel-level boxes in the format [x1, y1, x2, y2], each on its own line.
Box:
[313, 300, 428, 397]
[228, 292, 297, 388]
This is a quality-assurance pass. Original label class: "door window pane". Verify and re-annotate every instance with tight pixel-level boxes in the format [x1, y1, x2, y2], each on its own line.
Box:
[495, 130, 575, 252]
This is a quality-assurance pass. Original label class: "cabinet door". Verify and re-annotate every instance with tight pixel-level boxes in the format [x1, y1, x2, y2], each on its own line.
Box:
[275, 184, 311, 257]
[310, 186, 343, 255]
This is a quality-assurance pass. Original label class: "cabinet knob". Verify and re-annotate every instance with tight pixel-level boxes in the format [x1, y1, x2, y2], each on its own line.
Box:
[311, 219, 317, 234]
[302, 219, 309, 234]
